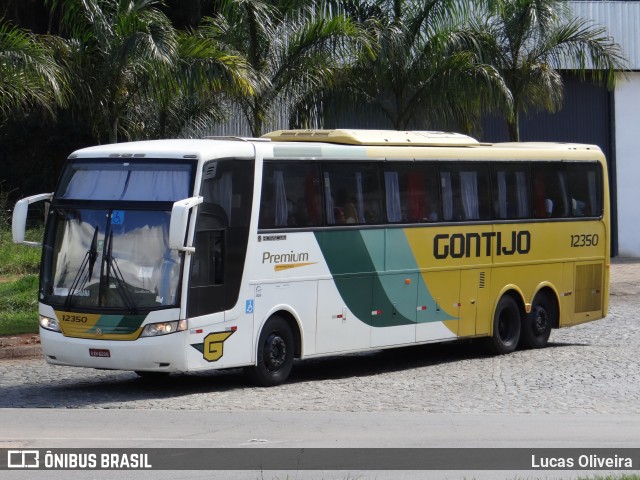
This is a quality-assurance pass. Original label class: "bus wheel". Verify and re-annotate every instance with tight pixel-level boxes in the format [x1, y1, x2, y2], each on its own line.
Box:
[245, 316, 294, 387]
[486, 295, 521, 355]
[519, 292, 554, 349]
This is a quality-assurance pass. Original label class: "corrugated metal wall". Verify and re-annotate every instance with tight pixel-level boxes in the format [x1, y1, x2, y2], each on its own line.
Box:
[568, 1, 640, 70]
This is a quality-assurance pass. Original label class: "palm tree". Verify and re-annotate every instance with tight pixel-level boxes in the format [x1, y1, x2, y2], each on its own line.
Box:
[333, 0, 509, 133]
[473, 0, 626, 141]
[209, 0, 371, 137]
[49, 0, 179, 143]
[0, 20, 67, 121]
[49, 0, 254, 143]
[126, 20, 257, 140]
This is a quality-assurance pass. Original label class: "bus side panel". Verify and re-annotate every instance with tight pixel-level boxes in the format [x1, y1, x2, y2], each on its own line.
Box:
[490, 263, 563, 317]
[316, 277, 372, 354]
[184, 312, 254, 371]
[252, 280, 318, 356]
[415, 270, 459, 342]
[370, 273, 417, 347]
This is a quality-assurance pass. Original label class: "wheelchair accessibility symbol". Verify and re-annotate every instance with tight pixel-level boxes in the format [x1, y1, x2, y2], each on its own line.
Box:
[111, 210, 124, 225]
[245, 299, 254, 314]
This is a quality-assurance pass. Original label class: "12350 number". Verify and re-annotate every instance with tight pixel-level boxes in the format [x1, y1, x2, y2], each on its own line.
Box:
[61, 314, 88, 323]
[570, 234, 599, 248]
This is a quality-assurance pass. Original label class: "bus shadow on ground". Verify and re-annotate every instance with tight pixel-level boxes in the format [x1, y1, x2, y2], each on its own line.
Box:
[0, 339, 589, 409]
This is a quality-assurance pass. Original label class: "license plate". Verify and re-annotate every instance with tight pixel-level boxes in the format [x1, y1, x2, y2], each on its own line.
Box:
[89, 349, 111, 358]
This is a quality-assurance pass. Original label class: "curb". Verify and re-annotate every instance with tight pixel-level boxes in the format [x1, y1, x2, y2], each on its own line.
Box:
[0, 335, 41, 359]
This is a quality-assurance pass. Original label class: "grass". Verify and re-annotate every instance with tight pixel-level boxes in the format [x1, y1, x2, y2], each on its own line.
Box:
[0, 274, 39, 335]
[0, 228, 43, 276]
[0, 224, 43, 335]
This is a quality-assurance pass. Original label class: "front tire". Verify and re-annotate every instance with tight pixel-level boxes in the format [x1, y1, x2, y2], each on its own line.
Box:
[245, 316, 294, 387]
[486, 295, 521, 355]
[519, 291, 555, 349]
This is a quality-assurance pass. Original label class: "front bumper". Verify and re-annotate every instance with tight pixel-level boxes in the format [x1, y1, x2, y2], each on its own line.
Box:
[39, 327, 189, 372]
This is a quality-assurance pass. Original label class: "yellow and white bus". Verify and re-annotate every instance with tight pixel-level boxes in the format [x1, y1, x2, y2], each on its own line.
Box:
[12, 129, 610, 386]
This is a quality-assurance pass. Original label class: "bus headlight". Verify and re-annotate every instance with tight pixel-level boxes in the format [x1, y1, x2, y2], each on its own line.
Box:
[140, 320, 187, 337]
[39, 315, 61, 332]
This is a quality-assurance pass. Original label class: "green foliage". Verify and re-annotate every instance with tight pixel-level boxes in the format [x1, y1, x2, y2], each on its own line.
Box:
[0, 274, 39, 335]
[0, 181, 44, 276]
[331, 0, 510, 133]
[0, 189, 41, 333]
[211, 0, 373, 136]
[0, 229, 43, 276]
[49, 0, 180, 143]
[0, 0, 629, 207]
[0, 20, 68, 121]
[472, 0, 627, 140]
[46, 0, 256, 143]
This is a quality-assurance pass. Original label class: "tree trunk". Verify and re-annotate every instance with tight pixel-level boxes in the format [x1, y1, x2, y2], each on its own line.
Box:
[507, 109, 520, 142]
[109, 117, 118, 144]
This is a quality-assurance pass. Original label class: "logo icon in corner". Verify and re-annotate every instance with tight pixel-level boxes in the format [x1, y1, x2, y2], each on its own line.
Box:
[8, 450, 40, 468]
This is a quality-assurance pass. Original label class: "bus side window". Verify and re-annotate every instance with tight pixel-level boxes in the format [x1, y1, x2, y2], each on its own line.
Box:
[532, 163, 569, 218]
[323, 162, 382, 225]
[493, 164, 531, 220]
[383, 163, 440, 223]
[440, 163, 491, 221]
[259, 161, 322, 229]
[533, 171, 547, 218]
[567, 163, 602, 217]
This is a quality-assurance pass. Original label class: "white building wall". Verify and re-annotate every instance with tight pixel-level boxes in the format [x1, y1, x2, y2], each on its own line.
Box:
[614, 72, 640, 257]
[568, 2, 640, 257]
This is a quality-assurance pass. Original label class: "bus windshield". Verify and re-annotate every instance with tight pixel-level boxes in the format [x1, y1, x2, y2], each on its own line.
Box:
[42, 208, 182, 312]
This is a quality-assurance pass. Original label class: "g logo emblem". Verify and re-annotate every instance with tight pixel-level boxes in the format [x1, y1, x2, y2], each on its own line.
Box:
[203, 331, 235, 362]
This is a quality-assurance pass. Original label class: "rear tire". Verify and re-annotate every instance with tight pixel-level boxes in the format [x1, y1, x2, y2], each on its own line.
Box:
[485, 295, 521, 355]
[245, 316, 294, 387]
[519, 291, 555, 349]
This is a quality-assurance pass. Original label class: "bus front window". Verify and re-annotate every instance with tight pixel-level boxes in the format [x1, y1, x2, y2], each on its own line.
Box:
[42, 208, 182, 312]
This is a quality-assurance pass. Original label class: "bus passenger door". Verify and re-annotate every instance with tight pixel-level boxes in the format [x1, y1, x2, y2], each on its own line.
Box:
[458, 269, 484, 337]
[416, 270, 460, 342]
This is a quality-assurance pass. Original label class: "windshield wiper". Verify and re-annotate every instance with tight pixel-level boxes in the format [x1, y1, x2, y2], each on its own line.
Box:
[65, 226, 99, 309]
[103, 231, 138, 314]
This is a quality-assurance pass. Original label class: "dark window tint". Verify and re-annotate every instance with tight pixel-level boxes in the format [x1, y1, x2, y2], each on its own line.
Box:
[439, 163, 491, 221]
[492, 164, 531, 220]
[189, 159, 254, 317]
[383, 162, 440, 223]
[323, 163, 383, 225]
[531, 163, 569, 219]
[259, 162, 322, 228]
[566, 163, 602, 217]
[191, 214, 225, 288]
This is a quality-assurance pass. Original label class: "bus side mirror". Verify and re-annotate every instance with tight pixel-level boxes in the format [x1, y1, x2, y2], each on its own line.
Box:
[169, 196, 203, 252]
[12, 193, 52, 247]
